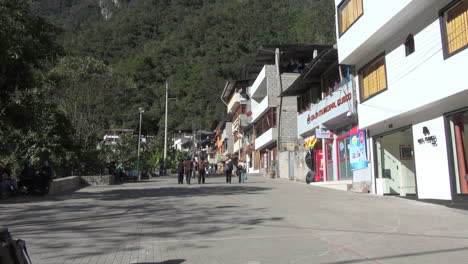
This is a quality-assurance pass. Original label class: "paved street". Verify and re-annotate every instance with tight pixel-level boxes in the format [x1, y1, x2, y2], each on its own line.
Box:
[2, 175, 468, 264]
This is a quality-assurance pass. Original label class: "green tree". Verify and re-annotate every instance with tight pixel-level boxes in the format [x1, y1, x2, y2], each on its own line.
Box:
[45, 56, 135, 149]
[0, 0, 61, 114]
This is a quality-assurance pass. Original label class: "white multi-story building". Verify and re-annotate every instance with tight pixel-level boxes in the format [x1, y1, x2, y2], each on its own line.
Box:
[172, 131, 193, 152]
[335, 0, 468, 200]
[221, 80, 255, 171]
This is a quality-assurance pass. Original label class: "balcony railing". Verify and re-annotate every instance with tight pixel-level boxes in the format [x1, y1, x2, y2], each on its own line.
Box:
[254, 108, 277, 138]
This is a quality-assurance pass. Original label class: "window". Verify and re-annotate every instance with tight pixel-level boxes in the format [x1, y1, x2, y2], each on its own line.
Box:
[442, 0, 468, 56]
[254, 108, 277, 137]
[360, 55, 387, 101]
[338, 0, 363, 36]
[405, 34, 415, 56]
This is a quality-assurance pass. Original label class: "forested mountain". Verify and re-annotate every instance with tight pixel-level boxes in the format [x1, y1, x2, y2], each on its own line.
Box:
[31, 0, 337, 134]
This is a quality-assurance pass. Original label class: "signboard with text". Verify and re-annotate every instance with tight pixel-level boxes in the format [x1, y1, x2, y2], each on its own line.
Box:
[349, 129, 368, 170]
[316, 129, 334, 139]
[297, 85, 355, 137]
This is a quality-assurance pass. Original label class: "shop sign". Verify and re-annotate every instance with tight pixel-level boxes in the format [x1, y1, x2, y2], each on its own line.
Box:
[349, 129, 368, 170]
[304, 136, 318, 149]
[316, 129, 334, 139]
[307, 93, 352, 124]
[417, 126, 438, 147]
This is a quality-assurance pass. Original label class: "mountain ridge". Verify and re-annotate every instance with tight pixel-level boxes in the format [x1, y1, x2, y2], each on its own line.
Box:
[31, 0, 337, 133]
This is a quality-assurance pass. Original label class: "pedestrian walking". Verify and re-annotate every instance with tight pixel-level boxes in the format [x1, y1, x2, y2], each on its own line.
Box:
[37, 160, 54, 195]
[198, 158, 208, 184]
[177, 159, 184, 184]
[224, 160, 233, 183]
[183, 158, 193, 185]
[238, 160, 246, 183]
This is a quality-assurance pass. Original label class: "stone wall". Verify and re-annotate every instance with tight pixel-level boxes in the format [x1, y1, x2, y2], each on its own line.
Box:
[49, 176, 82, 195]
[48, 175, 116, 195]
[81, 175, 116, 186]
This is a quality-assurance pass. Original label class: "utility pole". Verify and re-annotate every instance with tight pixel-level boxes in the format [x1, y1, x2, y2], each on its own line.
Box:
[164, 81, 168, 175]
[275, 48, 283, 179]
[238, 95, 242, 162]
[137, 107, 145, 181]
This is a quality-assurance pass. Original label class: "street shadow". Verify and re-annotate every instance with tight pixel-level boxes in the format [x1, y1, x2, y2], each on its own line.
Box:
[133, 260, 185, 264]
[0, 182, 279, 263]
[323, 246, 468, 264]
[397, 196, 468, 211]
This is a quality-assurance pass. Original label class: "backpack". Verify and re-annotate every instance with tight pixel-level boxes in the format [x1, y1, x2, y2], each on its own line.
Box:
[224, 163, 232, 172]
[0, 228, 33, 264]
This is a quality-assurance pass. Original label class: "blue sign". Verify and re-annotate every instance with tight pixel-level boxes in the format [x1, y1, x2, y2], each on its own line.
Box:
[349, 130, 368, 170]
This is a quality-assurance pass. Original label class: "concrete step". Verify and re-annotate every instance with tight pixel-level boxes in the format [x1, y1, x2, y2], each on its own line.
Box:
[310, 180, 353, 191]
[245, 173, 264, 177]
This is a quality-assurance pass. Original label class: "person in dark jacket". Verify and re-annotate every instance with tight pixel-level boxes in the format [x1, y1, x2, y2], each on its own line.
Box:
[37, 160, 54, 195]
[18, 162, 36, 193]
[225, 160, 233, 183]
[177, 159, 184, 184]
[198, 158, 207, 184]
[183, 158, 193, 185]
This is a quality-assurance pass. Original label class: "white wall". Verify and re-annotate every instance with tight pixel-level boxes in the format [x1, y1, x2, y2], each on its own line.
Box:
[412, 117, 452, 200]
[335, 0, 413, 64]
[335, 0, 451, 65]
[251, 96, 269, 123]
[358, 19, 468, 131]
[255, 128, 278, 151]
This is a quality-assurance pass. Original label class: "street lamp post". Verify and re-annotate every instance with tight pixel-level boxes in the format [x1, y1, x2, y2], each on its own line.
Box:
[163, 81, 177, 176]
[164, 81, 168, 175]
[137, 107, 145, 181]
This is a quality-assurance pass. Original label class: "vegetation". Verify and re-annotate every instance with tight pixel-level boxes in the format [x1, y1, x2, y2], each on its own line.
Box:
[0, 0, 336, 176]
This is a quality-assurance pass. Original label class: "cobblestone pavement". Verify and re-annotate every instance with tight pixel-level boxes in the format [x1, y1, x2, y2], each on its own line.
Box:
[2, 175, 468, 264]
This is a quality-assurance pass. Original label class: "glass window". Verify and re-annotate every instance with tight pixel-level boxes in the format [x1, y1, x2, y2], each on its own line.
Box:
[443, 0, 468, 56]
[338, 0, 363, 36]
[326, 141, 335, 181]
[360, 56, 387, 101]
[338, 137, 352, 180]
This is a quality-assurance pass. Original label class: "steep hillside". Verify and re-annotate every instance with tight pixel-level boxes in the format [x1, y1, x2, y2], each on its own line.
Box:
[32, 0, 336, 134]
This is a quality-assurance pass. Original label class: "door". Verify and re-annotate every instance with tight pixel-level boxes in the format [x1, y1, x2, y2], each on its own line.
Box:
[376, 128, 416, 195]
[288, 151, 295, 179]
[449, 113, 468, 194]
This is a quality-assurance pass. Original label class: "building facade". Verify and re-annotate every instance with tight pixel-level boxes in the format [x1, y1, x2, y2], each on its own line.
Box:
[335, 0, 468, 199]
[281, 46, 372, 191]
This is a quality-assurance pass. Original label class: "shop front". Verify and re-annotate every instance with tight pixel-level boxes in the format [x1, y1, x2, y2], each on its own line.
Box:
[296, 85, 369, 186]
[374, 127, 417, 196]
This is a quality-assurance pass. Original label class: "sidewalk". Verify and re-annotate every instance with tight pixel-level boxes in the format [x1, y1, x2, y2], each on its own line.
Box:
[1, 175, 468, 264]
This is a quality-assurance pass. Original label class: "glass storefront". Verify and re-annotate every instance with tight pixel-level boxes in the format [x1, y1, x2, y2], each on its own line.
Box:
[375, 128, 416, 195]
[324, 134, 352, 181]
[326, 140, 335, 181]
[337, 136, 353, 180]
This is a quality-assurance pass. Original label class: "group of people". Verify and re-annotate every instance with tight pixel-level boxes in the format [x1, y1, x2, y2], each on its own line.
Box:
[0, 160, 54, 198]
[175, 157, 247, 185]
[177, 157, 209, 184]
[223, 159, 246, 184]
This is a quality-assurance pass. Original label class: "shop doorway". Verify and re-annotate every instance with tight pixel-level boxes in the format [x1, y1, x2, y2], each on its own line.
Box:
[375, 128, 417, 196]
[448, 112, 468, 194]
[324, 134, 352, 181]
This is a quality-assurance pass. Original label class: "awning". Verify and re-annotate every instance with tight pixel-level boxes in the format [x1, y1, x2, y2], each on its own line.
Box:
[242, 142, 255, 152]
[280, 47, 338, 97]
[248, 44, 332, 77]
